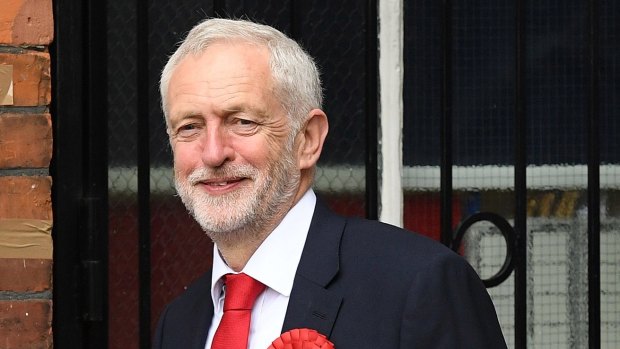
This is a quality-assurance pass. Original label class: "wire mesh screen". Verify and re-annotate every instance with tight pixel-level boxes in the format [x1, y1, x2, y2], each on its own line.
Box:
[600, 2, 620, 345]
[295, 0, 369, 217]
[601, 1, 619, 167]
[451, 1, 515, 167]
[601, 219, 620, 347]
[527, 2, 588, 166]
[107, 0, 139, 347]
[402, 0, 442, 240]
[403, 0, 619, 348]
[448, 9, 517, 343]
[524, 4, 591, 346]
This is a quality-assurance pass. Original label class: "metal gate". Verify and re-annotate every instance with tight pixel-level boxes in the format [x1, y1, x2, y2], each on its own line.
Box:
[52, 1, 618, 348]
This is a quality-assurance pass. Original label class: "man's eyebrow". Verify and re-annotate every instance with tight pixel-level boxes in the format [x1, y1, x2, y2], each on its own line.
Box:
[221, 105, 245, 113]
[170, 110, 203, 122]
[221, 104, 269, 118]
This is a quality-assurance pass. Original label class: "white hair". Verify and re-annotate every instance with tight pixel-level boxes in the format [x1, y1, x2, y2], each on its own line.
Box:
[160, 18, 323, 133]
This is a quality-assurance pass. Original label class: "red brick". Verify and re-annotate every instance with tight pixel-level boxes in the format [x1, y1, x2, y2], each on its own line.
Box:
[0, 113, 52, 168]
[0, 259, 51, 292]
[0, 51, 51, 106]
[0, 0, 54, 46]
[0, 300, 52, 348]
[0, 177, 51, 220]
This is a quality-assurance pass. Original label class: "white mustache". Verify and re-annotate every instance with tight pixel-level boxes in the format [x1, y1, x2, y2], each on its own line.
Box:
[187, 165, 258, 185]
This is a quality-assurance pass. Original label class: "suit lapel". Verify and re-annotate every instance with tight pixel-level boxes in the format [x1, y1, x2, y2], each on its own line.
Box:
[187, 271, 214, 349]
[193, 298, 214, 349]
[282, 199, 345, 336]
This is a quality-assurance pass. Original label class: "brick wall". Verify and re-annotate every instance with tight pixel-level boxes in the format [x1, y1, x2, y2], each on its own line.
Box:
[0, 0, 54, 348]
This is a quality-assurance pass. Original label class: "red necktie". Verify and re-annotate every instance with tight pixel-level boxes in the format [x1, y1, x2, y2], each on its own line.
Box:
[211, 273, 266, 349]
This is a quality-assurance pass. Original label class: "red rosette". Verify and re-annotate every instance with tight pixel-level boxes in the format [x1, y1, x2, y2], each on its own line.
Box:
[268, 328, 335, 349]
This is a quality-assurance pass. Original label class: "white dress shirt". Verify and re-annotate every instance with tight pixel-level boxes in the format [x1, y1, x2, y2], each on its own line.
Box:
[204, 189, 316, 349]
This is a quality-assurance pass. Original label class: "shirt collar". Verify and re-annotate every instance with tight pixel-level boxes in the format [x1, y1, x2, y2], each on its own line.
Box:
[211, 189, 316, 303]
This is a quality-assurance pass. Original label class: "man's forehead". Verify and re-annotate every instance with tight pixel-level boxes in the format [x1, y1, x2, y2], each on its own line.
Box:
[172, 43, 270, 82]
[188, 40, 269, 63]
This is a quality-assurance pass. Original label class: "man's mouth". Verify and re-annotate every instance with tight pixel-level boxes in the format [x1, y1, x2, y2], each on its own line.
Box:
[185, 166, 257, 193]
[199, 177, 244, 186]
[194, 177, 247, 192]
[211, 182, 230, 186]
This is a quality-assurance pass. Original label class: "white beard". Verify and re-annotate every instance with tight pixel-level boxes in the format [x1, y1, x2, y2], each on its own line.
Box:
[174, 148, 300, 245]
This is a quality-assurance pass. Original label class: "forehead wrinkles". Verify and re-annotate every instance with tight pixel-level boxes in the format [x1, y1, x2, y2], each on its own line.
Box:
[169, 81, 277, 122]
[173, 43, 272, 88]
[169, 79, 261, 113]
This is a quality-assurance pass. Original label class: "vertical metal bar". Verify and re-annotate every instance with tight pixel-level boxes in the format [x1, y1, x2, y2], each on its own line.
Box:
[137, 0, 151, 347]
[52, 0, 110, 346]
[440, 0, 453, 246]
[365, 0, 379, 220]
[82, 0, 109, 346]
[587, 0, 601, 347]
[514, 0, 527, 347]
[52, 1, 86, 347]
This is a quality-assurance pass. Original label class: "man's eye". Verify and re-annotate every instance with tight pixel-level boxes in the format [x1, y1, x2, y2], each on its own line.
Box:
[176, 124, 201, 138]
[231, 118, 259, 135]
[180, 123, 197, 130]
[238, 118, 255, 126]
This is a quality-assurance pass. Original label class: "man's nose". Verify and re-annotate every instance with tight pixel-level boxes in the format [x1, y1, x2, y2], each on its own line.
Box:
[200, 127, 234, 167]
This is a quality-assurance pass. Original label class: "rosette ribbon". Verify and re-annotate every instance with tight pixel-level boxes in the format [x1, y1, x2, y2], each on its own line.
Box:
[268, 328, 335, 349]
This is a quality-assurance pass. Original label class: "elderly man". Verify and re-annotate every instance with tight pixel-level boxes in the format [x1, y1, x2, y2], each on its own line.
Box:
[154, 18, 507, 349]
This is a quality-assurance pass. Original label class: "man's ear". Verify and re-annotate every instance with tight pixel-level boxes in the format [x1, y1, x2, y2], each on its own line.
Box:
[297, 109, 329, 170]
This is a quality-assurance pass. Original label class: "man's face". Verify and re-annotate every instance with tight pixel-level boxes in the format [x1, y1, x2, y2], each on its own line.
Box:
[166, 42, 302, 242]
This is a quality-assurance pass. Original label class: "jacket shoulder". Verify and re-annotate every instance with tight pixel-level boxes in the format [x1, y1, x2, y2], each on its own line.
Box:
[153, 272, 213, 348]
[343, 215, 459, 264]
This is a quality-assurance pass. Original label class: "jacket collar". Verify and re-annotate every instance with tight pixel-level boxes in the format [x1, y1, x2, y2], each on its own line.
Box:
[281, 198, 345, 336]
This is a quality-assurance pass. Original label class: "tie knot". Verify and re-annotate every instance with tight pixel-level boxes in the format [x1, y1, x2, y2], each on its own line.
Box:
[223, 273, 265, 311]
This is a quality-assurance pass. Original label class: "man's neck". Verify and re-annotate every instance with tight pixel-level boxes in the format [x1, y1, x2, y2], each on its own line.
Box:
[214, 197, 296, 271]
[216, 231, 269, 272]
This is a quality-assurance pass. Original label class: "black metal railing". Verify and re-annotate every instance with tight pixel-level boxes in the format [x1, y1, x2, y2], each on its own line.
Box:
[587, 0, 601, 347]
[52, 1, 611, 348]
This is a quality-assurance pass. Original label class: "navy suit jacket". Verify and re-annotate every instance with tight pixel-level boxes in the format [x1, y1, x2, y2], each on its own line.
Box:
[153, 199, 507, 348]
